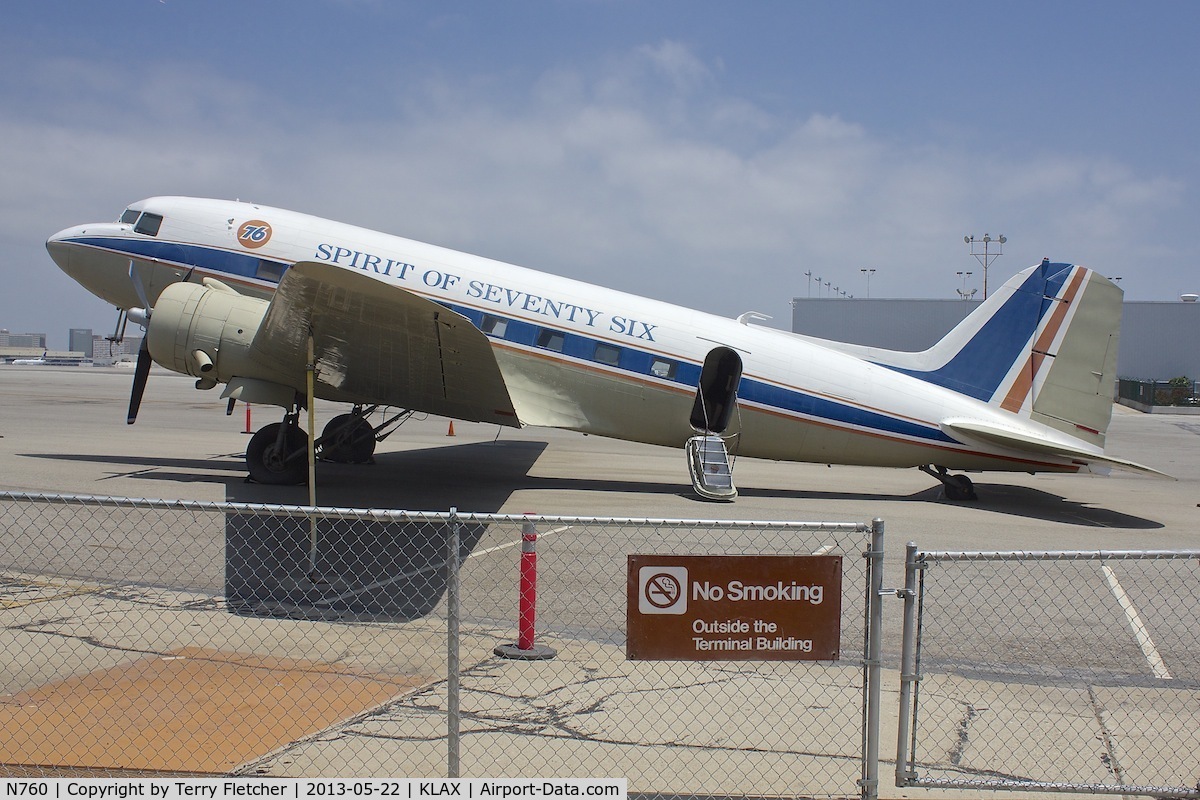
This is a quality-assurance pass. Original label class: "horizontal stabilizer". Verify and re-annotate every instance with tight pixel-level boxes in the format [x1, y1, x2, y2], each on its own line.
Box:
[941, 418, 1170, 478]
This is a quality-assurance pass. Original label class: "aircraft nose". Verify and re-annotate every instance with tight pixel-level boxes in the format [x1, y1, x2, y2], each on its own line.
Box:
[46, 225, 86, 275]
[45, 222, 144, 309]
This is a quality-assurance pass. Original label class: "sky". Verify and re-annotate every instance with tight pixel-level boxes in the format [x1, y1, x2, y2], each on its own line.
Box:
[2, 1, 1198, 348]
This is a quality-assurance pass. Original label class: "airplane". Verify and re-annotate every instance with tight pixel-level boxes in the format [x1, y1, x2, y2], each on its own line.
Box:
[45, 196, 1160, 501]
[10, 351, 48, 366]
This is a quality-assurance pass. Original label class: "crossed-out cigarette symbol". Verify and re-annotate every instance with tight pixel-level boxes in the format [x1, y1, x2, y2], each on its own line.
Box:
[639, 565, 688, 614]
[645, 572, 682, 608]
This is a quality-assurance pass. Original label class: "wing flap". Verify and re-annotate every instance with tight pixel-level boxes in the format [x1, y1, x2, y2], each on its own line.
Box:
[941, 417, 1169, 478]
[250, 261, 520, 426]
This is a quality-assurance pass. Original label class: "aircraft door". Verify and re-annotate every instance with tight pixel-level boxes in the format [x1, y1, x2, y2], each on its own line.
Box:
[690, 346, 743, 434]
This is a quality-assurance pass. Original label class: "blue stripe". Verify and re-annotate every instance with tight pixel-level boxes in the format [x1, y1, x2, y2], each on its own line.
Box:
[882, 262, 1073, 401]
[447, 303, 954, 444]
[67, 236, 290, 283]
[74, 236, 957, 446]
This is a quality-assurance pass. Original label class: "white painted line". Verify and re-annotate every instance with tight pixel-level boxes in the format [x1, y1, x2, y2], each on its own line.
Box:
[316, 525, 574, 604]
[469, 525, 573, 559]
[1101, 564, 1172, 680]
[812, 544, 836, 556]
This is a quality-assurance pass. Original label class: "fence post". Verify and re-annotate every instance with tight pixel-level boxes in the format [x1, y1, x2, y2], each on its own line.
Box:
[861, 518, 885, 800]
[894, 542, 920, 786]
[447, 507, 461, 778]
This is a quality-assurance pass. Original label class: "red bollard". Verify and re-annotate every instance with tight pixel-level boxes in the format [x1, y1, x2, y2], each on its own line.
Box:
[518, 520, 538, 650]
[495, 517, 557, 660]
[243, 402, 253, 434]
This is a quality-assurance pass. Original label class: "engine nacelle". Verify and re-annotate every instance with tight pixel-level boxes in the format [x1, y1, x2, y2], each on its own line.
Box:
[146, 279, 271, 386]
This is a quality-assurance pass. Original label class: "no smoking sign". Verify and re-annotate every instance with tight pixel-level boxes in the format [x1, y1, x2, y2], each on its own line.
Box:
[627, 554, 842, 661]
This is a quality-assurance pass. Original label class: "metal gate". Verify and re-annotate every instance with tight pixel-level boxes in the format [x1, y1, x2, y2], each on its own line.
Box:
[896, 545, 1200, 798]
[0, 492, 885, 799]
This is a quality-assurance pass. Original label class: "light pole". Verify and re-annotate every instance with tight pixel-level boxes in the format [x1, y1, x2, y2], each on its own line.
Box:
[804, 270, 813, 298]
[860, 268, 876, 298]
[964, 234, 1006, 299]
[824, 280, 831, 298]
[955, 270, 976, 299]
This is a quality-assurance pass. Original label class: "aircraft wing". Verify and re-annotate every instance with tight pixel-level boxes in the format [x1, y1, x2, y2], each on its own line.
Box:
[940, 417, 1170, 478]
[249, 260, 520, 426]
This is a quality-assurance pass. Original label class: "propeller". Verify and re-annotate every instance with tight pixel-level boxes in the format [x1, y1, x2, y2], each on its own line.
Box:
[127, 335, 152, 424]
[124, 264, 195, 425]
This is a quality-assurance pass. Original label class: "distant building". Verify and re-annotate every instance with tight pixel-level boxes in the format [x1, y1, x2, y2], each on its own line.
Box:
[90, 334, 142, 364]
[790, 297, 1200, 381]
[0, 330, 47, 349]
[69, 328, 94, 359]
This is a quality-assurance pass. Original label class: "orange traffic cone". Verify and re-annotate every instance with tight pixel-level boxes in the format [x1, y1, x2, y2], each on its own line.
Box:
[447, 421, 456, 436]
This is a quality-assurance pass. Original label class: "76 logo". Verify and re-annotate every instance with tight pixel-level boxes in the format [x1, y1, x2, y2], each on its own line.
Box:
[237, 220, 273, 249]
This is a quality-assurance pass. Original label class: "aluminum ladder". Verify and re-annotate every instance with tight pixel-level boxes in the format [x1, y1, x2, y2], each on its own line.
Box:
[685, 434, 737, 501]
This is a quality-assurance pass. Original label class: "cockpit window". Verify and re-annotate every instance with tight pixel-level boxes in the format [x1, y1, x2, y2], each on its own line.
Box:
[133, 212, 163, 236]
[119, 208, 140, 225]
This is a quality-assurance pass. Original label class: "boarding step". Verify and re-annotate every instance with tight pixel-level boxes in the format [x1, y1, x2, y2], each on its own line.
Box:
[686, 434, 737, 501]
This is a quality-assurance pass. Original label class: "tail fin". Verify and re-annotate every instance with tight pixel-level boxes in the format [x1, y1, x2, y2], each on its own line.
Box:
[866, 260, 1122, 447]
[993, 263, 1121, 448]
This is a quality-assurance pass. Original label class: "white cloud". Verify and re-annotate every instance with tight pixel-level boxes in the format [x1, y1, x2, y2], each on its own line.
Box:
[0, 40, 1189, 344]
[637, 40, 714, 93]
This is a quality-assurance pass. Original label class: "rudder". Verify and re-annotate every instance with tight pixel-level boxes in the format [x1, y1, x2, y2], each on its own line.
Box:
[997, 264, 1122, 448]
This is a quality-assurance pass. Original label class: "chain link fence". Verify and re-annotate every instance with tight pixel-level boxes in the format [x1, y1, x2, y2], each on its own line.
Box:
[0, 492, 878, 798]
[896, 547, 1200, 798]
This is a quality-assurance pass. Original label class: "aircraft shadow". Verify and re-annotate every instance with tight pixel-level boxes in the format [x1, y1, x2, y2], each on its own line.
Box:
[24, 443, 1162, 530]
[513, 475, 1163, 529]
[221, 440, 549, 621]
[936, 482, 1165, 529]
[19, 452, 246, 480]
[21, 444, 1162, 618]
[20, 442, 549, 622]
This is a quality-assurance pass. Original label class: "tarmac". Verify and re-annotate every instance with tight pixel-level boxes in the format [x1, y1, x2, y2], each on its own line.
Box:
[1, 365, 1197, 798]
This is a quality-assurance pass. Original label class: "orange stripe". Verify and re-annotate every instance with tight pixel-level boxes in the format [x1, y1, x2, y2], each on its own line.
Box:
[1000, 268, 1087, 413]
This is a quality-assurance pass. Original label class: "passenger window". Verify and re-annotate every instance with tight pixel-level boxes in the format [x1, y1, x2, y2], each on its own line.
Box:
[134, 213, 163, 236]
[595, 343, 620, 366]
[650, 358, 677, 379]
[256, 260, 287, 282]
[119, 208, 140, 224]
[536, 329, 565, 352]
[481, 315, 508, 337]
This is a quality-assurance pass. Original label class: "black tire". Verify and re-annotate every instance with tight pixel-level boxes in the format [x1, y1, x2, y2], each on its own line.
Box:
[943, 474, 977, 502]
[246, 422, 308, 485]
[320, 414, 376, 463]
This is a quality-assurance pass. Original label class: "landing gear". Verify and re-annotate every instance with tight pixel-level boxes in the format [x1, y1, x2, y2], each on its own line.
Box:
[246, 418, 308, 485]
[244, 405, 414, 485]
[919, 465, 978, 501]
[320, 412, 376, 463]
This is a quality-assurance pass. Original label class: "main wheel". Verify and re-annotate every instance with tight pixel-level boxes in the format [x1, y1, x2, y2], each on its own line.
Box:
[320, 414, 376, 463]
[246, 422, 308, 485]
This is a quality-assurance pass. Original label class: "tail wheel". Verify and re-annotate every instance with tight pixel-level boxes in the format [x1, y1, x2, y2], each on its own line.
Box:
[247, 422, 308, 485]
[320, 414, 376, 463]
[943, 474, 977, 501]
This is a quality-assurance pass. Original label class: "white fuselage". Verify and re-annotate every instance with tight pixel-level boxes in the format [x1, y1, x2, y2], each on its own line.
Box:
[47, 196, 1086, 474]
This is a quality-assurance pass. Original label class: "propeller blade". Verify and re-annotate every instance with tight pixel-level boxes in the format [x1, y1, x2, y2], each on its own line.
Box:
[127, 337, 152, 424]
[128, 260, 151, 309]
